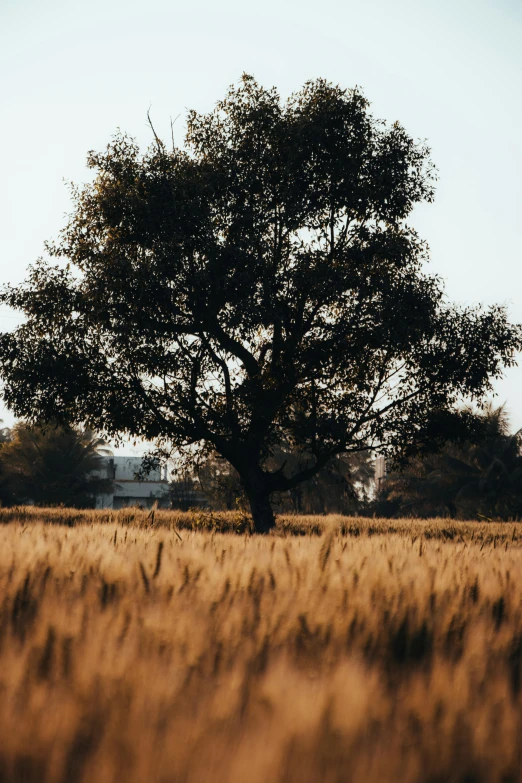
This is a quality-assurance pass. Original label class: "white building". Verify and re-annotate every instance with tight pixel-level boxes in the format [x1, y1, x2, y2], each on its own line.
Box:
[95, 456, 170, 510]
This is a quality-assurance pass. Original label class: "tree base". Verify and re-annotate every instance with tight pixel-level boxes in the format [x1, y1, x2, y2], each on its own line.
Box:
[247, 492, 276, 534]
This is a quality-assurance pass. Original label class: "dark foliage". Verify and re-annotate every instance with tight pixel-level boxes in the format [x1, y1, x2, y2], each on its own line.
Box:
[267, 447, 375, 514]
[0, 421, 14, 506]
[167, 473, 206, 512]
[0, 76, 520, 530]
[378, 405, 522, 520]
[0, 421, 113, 508]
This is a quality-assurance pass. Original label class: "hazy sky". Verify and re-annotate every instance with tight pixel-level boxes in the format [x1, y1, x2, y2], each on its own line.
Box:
[1, 0, 521, 447]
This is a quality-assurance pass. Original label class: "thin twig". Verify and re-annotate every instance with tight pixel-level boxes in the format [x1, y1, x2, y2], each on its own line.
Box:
[170, 113, 180, 151]
[147, 105, 163, 152]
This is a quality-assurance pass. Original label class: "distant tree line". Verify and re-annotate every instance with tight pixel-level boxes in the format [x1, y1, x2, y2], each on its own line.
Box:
[0, 406, 520, 520]
[176, 447, 375, 515]
[0, 420, 375, 512]
[169, 404, 522, 521]
[375, 405, 522, 521]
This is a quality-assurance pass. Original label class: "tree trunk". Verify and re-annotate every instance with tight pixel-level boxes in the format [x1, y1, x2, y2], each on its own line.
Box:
[236, 461, 276, 533]
[246, 487, 276, 533]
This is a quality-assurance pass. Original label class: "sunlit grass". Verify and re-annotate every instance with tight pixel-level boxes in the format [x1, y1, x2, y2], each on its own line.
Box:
[0, 511, 521, 781]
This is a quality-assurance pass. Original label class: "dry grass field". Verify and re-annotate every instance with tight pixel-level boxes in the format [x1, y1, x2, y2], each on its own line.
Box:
[0, 509, 521, 782]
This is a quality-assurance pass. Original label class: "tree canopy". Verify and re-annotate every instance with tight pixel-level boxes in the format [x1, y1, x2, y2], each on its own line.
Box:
[0, 75, 520, 530]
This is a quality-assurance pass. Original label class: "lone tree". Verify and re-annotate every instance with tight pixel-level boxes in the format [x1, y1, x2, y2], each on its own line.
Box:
[0, 76, 520, 531]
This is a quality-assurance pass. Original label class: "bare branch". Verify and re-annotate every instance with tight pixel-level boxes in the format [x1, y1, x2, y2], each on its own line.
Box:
[170, 114, 181, 152]
[147, 105, 164, 153]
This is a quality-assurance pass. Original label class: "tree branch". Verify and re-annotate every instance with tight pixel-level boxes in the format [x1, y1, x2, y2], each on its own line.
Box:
[212, 323, 259, 377]
[199, 332, 240, 440]
[147, 106, 164, 153]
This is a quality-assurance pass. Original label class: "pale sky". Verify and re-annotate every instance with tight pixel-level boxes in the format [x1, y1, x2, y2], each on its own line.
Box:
[1, 0, 521, 450]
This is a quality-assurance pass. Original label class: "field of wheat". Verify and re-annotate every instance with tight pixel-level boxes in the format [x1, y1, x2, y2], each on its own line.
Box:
[0, 509, 521, 782]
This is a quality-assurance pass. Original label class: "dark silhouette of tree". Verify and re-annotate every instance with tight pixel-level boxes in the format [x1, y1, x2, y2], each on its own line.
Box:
[0, 422, 113, 508]
[379, 405, 522, 520]
[0, 75, 520, 531]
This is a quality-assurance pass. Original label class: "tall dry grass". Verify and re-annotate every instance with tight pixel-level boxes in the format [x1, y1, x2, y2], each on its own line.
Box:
[0, 512, 521, 781]
[1, 504, 521, 542]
